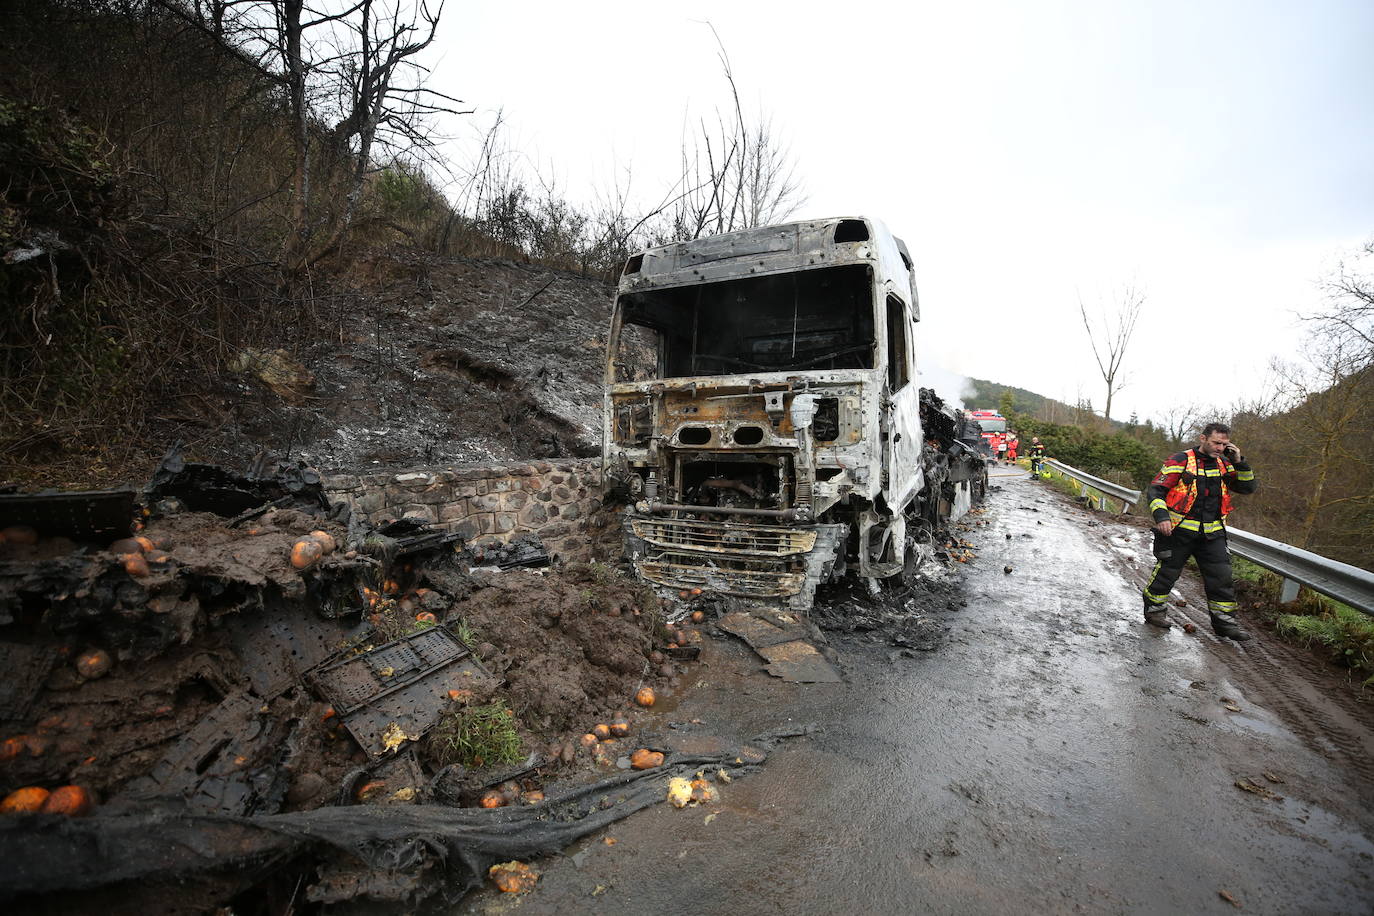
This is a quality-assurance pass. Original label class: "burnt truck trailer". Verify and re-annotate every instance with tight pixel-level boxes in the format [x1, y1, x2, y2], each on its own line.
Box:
[602, 217, 987, 609]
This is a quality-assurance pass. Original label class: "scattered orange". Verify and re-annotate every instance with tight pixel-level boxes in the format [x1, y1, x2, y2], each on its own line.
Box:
[1, 526, 37, 545]
[1, 787, 50, 814]
[0, 737, 28, 761]
[635, 687, 656, 708]
[75, 649, 112, 679]
[354, 780, 388, 802]
[488, 861, 537, 893]
[40, 786, 92, 817]
[630, 749, 664, 770]
[291, 538, 324, 570]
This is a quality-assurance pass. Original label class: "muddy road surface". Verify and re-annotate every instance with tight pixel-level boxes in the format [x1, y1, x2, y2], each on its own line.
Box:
[464, 469, 1374, 915]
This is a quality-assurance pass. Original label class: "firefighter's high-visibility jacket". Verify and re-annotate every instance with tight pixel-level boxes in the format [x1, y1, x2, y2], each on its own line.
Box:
[1147, 449, 1257, 539]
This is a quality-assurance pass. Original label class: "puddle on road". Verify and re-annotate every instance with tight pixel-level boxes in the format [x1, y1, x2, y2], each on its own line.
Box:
[1275, 797, 1374, 859]
[1168, 677, 1300, 741]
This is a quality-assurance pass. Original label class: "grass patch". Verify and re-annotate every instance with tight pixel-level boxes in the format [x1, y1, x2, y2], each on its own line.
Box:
[587, 561, 616, 586]
[428, 702, 523, 768]
[1232, 557, 1374, 685]
[452, 619, 479, 650]
[1275, 606, 1374, 686]
[1231, 555, 1270, 585]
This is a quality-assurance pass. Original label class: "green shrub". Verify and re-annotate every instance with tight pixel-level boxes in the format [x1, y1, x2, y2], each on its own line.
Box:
[1010, 417, 1162, 490]
[1275, 606, 1374, 685]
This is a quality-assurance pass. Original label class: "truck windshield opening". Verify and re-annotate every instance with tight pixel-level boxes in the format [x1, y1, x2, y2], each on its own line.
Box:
[616, 264, 874, 379]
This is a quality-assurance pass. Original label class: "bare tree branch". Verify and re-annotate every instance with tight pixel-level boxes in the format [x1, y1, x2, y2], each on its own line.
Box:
[1078, 282, 1145, 421]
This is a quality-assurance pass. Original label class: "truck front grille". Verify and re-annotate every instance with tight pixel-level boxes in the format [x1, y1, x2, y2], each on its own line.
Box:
[630, 518, 817, 557]
[637, 550, 805, 598]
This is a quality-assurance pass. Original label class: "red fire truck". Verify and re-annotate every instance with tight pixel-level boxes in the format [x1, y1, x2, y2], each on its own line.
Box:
[965, 409, 1008, 457]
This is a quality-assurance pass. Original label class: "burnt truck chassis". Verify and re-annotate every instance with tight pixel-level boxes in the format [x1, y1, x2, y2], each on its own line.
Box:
[604, 218, 987, 610]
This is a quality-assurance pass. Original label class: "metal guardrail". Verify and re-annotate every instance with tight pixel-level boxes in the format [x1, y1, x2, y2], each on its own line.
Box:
[1226, 528, 1374, 616]
[1040, 458, 1141, 513]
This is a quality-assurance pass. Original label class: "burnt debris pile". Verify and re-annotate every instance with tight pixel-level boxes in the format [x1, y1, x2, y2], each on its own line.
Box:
[0, 453, 704, 912]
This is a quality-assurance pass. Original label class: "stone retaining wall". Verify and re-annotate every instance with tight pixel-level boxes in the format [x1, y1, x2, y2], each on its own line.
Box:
[326, 459, 605, 552]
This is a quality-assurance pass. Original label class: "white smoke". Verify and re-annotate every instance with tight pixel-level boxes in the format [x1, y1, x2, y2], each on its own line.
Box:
[917, 361, 974, 410]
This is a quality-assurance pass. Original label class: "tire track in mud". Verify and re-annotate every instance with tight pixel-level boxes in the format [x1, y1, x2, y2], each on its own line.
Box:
[1227, 639, 1374, 796]
[1080, 508, 1374, 803]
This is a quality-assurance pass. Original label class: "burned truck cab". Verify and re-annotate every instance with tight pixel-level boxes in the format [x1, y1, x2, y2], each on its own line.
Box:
[604, 217, 936, 609]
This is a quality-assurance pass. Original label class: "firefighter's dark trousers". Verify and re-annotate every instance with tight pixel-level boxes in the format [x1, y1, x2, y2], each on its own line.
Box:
[1142, 529, 1239, 616]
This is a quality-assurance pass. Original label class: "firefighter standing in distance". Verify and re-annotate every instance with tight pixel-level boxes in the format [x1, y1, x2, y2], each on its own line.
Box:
[1142, 422, 1257, 639]
[1028, 437, 1046, 476]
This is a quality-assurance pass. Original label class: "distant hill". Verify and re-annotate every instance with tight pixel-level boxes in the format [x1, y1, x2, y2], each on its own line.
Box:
[965, 378, 1128, 431]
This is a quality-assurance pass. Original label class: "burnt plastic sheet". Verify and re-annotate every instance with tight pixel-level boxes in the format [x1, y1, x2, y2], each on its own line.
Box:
[120, 690, 310, 816]
[0, 489, 134, 541]
[378, 517, 465, 558]
[0, 729, 810, 912]
[470, 534, 550, 569]
[223, 601, 354, 699]
[758, 640, 843, 683]
[308, 626, 496, 758]
[0, 642, 59, 720]
[717, 609, 842, 683]
[717, 610, 804, 648]
[146, 448, 328, 518]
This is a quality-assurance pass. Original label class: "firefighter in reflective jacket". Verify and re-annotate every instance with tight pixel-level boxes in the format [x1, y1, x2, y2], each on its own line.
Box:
[1028, 437, 1046, 476]
[1142, 422, 1257, 639]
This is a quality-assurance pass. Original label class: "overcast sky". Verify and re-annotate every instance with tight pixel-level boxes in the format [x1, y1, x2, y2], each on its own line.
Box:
[430, 1, 1374, 426]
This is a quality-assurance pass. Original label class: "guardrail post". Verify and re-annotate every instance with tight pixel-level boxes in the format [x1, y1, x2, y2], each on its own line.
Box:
[1280, 578, 1300, 603]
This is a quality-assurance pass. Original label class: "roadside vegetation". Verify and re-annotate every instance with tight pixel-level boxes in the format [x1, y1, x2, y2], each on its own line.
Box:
[1234, 558, 1374, 686]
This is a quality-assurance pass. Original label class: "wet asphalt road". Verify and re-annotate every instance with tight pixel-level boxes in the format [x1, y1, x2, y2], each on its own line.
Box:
[463, 471, 1374, 915]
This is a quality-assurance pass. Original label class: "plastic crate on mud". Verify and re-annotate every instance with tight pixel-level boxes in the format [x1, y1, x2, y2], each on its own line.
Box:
[307, 625, 496, 758]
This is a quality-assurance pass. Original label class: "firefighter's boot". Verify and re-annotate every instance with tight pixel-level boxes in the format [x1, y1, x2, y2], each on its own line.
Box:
[1143, 608, 1172, 629]
[1210, 611, 1252, 642]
